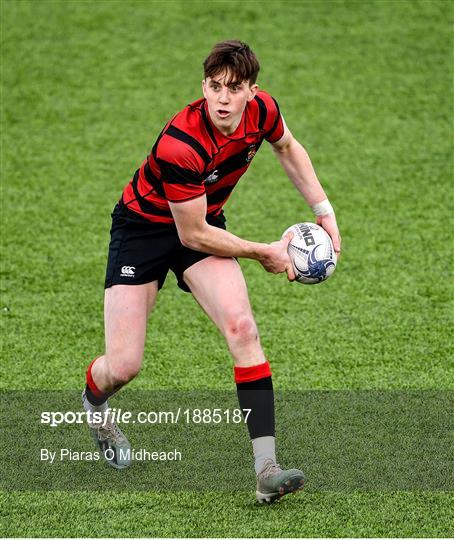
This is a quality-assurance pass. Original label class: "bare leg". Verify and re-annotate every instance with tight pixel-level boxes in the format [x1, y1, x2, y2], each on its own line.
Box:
[183, 256, 265, 367]
[91, 281, 159, 392]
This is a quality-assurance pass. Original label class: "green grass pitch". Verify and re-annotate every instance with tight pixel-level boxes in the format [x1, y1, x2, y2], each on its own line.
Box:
[1, 0, 453, 537]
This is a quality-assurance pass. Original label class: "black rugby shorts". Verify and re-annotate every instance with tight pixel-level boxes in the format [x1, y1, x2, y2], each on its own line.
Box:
[105, 202, 227, 292]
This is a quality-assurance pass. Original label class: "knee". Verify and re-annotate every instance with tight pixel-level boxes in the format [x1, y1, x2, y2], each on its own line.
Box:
[224, 314, 258, 345]
[106, 354, 142, 387]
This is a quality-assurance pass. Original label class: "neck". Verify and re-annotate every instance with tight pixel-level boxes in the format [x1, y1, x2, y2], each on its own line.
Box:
[217, 116, 241, 136]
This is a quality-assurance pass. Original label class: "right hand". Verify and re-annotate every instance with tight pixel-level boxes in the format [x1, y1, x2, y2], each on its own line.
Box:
[259, 232, 296, 281]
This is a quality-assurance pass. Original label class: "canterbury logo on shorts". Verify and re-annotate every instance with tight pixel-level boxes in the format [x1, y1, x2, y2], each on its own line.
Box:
[120, 266, 135, 277]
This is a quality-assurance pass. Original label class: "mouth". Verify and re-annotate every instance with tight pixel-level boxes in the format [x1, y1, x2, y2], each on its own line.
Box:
[216, 109, 230, 119]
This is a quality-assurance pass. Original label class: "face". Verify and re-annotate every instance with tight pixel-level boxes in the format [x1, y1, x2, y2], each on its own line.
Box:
[202, 71, 258, 136]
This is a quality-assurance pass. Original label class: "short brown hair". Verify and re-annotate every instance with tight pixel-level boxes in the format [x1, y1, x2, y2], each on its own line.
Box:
[203, 40, 260, 85]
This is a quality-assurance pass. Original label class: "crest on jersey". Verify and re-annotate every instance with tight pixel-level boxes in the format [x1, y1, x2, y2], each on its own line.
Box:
[246, 145, 257, 163]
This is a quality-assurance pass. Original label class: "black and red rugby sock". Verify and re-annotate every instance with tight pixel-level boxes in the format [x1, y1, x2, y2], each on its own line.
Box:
[235, 361, 277, 473]
[84, 358, 113, 408]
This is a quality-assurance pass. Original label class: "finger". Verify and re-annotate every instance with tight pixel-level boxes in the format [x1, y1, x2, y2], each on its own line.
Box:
[333, 233, 341, 254]
[283, 231, 294, 245]
[286, 264, 296, 282]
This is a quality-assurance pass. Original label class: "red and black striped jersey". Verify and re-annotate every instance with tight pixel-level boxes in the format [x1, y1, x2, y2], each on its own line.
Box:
[121, 90, 284, 224]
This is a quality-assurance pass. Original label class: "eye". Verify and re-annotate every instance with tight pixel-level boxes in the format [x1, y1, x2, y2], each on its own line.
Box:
[230, 85, 239, 92]
[211, 84, 221, 91]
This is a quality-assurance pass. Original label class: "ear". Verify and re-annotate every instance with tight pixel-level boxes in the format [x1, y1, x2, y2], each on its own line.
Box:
[247, 83, 259, 101]
[202, 79, 207, 99]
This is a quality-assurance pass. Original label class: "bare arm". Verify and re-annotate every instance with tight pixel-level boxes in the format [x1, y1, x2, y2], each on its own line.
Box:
[169, 195, 295, 279]
[272, 121, 342, 253]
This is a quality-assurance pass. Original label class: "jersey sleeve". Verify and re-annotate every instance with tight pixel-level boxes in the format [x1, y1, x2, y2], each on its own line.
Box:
[155, 130, 206, 203]
[255, 91, 285, 143]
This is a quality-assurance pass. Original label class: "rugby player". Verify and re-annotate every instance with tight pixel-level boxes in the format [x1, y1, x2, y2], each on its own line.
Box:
[82, 40, 341, 503]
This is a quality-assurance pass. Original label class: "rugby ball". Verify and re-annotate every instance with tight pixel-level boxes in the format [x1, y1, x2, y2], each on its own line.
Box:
[283, 222, 337, 284]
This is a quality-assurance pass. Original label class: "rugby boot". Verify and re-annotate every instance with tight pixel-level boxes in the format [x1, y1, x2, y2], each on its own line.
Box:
[82, 391, 132, 470]
[256, 459, 305, 504]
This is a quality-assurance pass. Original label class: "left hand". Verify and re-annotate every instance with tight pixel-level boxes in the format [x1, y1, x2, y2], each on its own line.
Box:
[316, 213, 341, 256]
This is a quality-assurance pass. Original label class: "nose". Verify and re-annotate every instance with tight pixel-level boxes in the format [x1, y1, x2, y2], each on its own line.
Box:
[218, 88, 230, 104]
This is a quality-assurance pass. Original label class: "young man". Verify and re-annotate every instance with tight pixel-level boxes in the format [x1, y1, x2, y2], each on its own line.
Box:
[83, 40, 341, 504]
